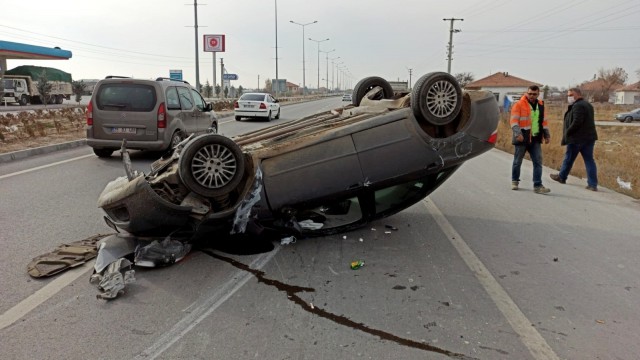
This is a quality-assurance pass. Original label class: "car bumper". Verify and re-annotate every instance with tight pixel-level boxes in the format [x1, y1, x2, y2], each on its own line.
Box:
[235, 109, 269, 117]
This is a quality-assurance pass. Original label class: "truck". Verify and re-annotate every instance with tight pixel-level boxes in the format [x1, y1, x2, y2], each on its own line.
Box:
[1, 65, 73, 105]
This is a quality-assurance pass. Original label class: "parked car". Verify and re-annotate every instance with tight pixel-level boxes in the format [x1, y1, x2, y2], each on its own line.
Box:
[615, 108, 640, 123]
[86, 76, 218, 158]
[234, 92, 280, 121]
[98, 72, 499, 240]
[341, 93, 352, 102]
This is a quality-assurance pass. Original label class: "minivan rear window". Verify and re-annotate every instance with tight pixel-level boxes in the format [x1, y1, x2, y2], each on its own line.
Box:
[96, 84, 156, 112]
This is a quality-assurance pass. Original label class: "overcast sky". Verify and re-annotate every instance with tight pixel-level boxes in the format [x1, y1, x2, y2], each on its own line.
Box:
[2, 0, 639, 90]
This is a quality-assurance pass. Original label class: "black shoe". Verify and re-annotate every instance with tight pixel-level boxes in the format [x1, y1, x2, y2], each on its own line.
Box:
[550, 173, 566, 184]
[585, 186, 598, 192]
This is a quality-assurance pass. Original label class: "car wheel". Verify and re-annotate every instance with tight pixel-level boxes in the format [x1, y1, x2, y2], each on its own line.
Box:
[625, 116, 633, 123]
[351, 76, 394, 106]
[266, 111, 272, 122]
[178, 134, 245, 198]
[170, 130, 186, 150]
[19, 95, 28, 106]
[235, 116, 242, 121]
[411, 72, 462, 126]
[93, 148, 114, 158]
[275, 108, 281, 119]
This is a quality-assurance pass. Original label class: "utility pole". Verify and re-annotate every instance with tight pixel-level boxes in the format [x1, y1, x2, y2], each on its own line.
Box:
[274, 0, 279, 96]
[220, 58, 224, 97]
[191, 0, 202, 91]
[443, 18, 463, 74]
[407, 68, 413, 90]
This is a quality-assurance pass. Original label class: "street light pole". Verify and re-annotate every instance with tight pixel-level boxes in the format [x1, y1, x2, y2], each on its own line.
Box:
[320, 49, 335, 93]
[329, 57, 340, 92]
[290, 20, 317, 96]
[274, 0, 279, 96]
[309, 37, 329, 92]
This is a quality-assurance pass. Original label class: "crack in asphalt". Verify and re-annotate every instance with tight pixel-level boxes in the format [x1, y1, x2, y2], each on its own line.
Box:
[201, 249, 478, 359]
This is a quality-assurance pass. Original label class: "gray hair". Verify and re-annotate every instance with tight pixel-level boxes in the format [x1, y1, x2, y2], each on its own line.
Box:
[568, 87, 582, 96]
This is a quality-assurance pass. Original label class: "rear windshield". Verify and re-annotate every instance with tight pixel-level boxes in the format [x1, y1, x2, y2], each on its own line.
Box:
[96, 84, 156, 111]
[240, 94, 265, 101]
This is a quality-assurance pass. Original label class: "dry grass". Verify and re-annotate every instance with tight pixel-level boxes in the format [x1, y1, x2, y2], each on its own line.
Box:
[496, 103, 640, 198]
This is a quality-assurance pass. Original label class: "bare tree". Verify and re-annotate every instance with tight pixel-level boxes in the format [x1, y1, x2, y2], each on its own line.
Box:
[264, 78, 272, 93]
[590, 67, 628, 102]
[454, 72, 475, 88]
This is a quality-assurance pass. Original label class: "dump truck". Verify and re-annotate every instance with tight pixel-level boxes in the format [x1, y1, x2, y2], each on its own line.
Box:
[1, 65, 73, 105]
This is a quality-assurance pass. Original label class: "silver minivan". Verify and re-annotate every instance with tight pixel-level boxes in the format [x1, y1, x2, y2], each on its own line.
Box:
[86, 76, 218, 157]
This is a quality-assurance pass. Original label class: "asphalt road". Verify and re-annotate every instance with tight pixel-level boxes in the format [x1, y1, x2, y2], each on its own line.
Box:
[1, 98, 639, 360]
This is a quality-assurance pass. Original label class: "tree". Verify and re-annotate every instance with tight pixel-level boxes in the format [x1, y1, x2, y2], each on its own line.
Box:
[589, 67, 628, 102]
[215, 84, 221, 98]
[454, 72, 474, 88]
[36, 70, 53, 106]
[636, 68, 640, 81]
[203, 80, 213, 98]
[223, 86, 229, 98]
[264, 78, 272, 93]
[72, 80, 86, 104]
[237, 85, 244, 97]
[230, 85, 236, 98]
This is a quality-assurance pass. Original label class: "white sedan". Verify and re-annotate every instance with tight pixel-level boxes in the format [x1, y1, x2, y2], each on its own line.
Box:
[234, 93, 280, 121]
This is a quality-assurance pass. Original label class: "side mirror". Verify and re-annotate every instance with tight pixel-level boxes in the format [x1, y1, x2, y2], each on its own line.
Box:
[274, 99, 279, 103]
[205, 102, 213, 111]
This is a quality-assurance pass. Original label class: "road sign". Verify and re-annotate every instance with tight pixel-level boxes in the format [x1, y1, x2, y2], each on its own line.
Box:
[223, 73, 238, 81]
[203, 34, 225, 52]
[169, 69, 182, 81]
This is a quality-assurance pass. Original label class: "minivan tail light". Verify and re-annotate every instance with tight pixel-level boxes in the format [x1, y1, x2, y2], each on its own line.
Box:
[157, 102, 166, 128]
[234, 101, 239, 108]
[86, 101, 93, 126]
[259, 102, 267, 109]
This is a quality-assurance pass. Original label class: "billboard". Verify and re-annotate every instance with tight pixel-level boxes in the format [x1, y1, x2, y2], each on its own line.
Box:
[203, 35, 225, 52]
[272, 79, 286, 93]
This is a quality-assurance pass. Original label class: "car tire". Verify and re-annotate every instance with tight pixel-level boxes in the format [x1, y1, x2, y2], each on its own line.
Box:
[19, 95, 28, 106]
[625, 116, 633, 123]
[266, 111, 272, 122]
[235, 116, 242, 121]
[351, 76, 394, 106]
[93, 148, 114, 158]
[170, 130, 185, 150]
[178, 134, 245, 198]
[411, 72, 462, 126]
[275, 108, 281, 119]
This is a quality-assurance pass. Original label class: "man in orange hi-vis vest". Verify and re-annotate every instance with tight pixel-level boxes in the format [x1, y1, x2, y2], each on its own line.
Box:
[510, 85, 551, 194]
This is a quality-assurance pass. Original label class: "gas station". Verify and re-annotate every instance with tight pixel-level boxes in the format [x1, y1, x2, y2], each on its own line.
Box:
[0, 40, 72, 97]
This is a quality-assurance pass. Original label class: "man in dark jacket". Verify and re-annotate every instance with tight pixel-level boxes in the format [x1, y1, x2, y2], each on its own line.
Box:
[550, 87, 599, 191]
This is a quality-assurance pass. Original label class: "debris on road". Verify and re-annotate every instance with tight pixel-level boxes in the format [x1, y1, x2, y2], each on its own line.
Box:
[350, 260, 365, 270]
[385, 225, 398, 231]
[280, 236, 297, 245]
[90, 258, 136, 300]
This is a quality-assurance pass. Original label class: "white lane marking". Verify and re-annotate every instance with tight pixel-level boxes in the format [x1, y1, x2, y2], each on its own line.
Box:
[423, 200, 561, 360]
[0, 154, 93, 180]
[0, 263, 93, 331]
[135, 248, 279, 360]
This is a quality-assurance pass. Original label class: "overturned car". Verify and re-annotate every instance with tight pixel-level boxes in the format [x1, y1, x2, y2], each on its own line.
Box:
[97, 72, 499, 240]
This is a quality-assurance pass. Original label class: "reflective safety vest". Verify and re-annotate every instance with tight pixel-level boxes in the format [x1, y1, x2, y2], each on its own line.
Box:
[510, 95, 547, 136]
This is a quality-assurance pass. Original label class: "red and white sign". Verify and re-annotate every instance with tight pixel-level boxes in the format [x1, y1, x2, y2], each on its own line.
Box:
[203, 34, 225, 52]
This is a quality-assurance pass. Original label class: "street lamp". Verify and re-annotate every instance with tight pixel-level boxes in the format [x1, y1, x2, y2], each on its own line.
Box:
[329, 56, 340, 92]
[308, 37, 329, 91]
[290, 20, 317, 96]
[320, 49, 335, 93]
[274, 0, 279, 96]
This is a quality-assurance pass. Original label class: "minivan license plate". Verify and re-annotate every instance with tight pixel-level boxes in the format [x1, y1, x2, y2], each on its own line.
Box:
[112, 127, 136, 134]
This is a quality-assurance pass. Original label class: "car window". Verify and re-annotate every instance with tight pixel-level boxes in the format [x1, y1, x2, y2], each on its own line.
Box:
[240, 94, 266, 101]
[374, 180, 427, 215]
[296, 196, 363, 232]
[166, 87, 181, 110]
[190, 89, 206, 111]
[177, 87, 194, 110]
[96, 83, 156, 111]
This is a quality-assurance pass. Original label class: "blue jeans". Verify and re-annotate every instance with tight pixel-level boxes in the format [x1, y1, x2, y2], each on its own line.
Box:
[512, 141, 543, 187]
[558, 141, 598, 188]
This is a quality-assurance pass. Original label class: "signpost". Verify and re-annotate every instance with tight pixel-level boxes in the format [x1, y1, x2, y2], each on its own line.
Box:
[203, 34, 226, 96]
[223, 73, 238, 81]
[169, 69, 183, 81]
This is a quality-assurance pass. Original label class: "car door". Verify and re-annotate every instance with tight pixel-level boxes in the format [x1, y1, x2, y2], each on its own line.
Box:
[190, 88, 209, 132]
[176, 86, 197, 134]
[268, 95, 279, 114]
